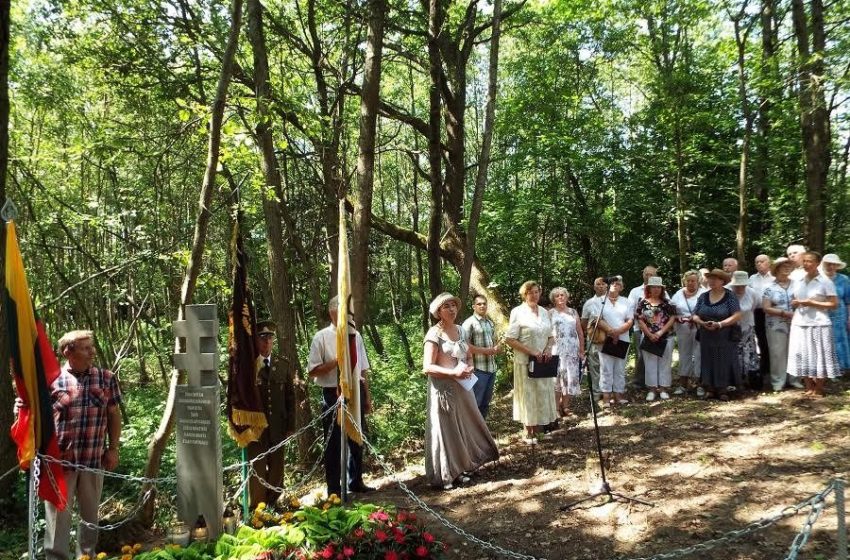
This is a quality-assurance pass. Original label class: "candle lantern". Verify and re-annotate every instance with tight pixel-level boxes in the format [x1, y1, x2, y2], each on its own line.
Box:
[168, 522, 190, 547]
[223, 507, 237, 535]
[191, 515, 208, 541]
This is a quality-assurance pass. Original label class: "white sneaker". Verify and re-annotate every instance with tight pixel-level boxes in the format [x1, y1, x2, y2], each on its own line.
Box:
[727, 385, 737, 392]
[790, 379, 804, 389]
[646, 391, 656, 402]
[659, 391, 670, 400]
[696, 387, 706, 398]
[672, 386, 686, 396]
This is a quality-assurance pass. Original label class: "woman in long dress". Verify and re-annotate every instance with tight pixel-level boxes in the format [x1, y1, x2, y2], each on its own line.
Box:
[729, 271, 762, 390]
[788, 252, 840, 397]
[820, 253, 850, 373]
[423, 293, 499, 489]
[671, 270, 704, 396]
[692, 269, 742, 401]
[505, 280, 558, 444]
[549, 287, 584, 417]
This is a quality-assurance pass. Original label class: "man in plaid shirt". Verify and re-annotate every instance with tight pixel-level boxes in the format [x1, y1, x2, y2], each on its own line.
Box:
[462, 295, 501, 419]
[45, 330, 123, 560]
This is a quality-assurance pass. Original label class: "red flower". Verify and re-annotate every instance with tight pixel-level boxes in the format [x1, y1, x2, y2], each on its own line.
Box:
[422, 532, 434, 543]
[396, 512, 408, 523]
[343, 546, 355, 557]
[353, 528, 366, 539]
[394, 533, 405, 544]
[415, 545, 429, 557]
[370, 511, 390, 522]
[384, 551, 399, 560]
[320, 544, 335, 559]
[336, 554, 344, 560]
[375, 530, 388, 543]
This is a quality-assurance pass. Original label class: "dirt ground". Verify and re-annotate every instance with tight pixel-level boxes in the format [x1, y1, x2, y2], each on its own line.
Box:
[366, 378, 850, 560]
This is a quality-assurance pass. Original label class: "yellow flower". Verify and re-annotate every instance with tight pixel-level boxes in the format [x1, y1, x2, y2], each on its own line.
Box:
[282, 512, 294, 522]
[332, 496, 341, 505]
[256, 502, 266, 511]
[133, 543, 142, 552]
[253, 519, 264, 528]
[122, 554, 133, 560]
[97, 553, 108, 560]
[121, 545, 132, 554]
[80, 556, 91, 560]
[290, 497, 301, 508]
[322, 502, 331, 511]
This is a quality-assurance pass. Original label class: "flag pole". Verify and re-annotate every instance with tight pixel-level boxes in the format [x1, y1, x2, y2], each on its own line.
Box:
[241, 448, 249, 520]
[340, 395, 348, 502]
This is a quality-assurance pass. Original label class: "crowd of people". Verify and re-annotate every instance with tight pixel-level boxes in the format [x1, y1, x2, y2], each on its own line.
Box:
[421, 244, 848, 488]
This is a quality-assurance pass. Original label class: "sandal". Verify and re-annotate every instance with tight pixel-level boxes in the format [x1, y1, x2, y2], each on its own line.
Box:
[718, 394, 730, 402]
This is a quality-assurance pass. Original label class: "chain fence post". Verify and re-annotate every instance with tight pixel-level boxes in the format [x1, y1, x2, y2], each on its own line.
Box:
[836, 479, 847, 560]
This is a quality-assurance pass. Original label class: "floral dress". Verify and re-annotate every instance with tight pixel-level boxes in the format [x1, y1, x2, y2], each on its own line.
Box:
[550, 307, 581, 396]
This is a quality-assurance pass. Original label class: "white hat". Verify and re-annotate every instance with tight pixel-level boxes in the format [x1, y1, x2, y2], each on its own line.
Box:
[822, 253, 847, 270]
[730, 271, 749, 286]
[646, 276, 664, 287]
[428, 292, 462, 319]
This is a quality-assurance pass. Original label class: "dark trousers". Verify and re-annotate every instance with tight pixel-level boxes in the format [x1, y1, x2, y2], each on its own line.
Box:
[632, 331, 646, 388]
[322, 385, 366, 495]
[754, 309, 770, 389]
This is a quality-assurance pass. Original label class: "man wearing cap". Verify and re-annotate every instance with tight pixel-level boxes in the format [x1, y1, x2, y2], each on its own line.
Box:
[462, 294, 501, 419]
[247, 320, 295, 509]
[308, 296, 375, 496]
[749, 255, 774, 388]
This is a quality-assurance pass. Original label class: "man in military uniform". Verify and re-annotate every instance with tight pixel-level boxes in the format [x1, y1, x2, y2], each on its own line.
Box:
[247, 320, 293, 508]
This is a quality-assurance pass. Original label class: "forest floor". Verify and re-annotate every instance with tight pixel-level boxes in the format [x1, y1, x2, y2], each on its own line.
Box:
[364, 377, 850, 560]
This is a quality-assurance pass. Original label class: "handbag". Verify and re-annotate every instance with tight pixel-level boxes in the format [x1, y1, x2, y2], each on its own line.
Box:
[601, 338, 629, 359]
[528, 355, 559, 378]
[588, 316, 610, 345]
[728, 324, 743, 342]
[639, 335, 668, 357]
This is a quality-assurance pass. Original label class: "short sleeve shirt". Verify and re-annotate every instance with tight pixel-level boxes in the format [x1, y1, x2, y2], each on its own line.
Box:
[53, 364, 123, 468]
[763, 281, 793, 332]
[308, 325, 371, 387]
[791, 274, 836, 327]
[693, 289, 740, 322]
[599, 296, 633, 342]
[461, 314, 497, 373]
[634, 299, 676, 336]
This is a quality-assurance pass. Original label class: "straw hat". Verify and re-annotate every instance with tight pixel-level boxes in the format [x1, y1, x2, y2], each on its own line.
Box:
[771, 257, 793, 275]
[703, 268, 731, 283]
[646, 276, 664, 287]
[730, 271, 749, 286]
[429, 292, 462, 319]
[822, 253, 847, 269]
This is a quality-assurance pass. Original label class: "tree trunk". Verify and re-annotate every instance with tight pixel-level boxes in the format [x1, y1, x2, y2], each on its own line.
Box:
[791, 0, 830, 252]
[246, 0, 305, 457]
[0, 0, 16, 502]
[137, 0, 243, 526]
[459, 0, 501, 304]
[426, 0, 444, 299]
[351, 0, 386, 328]
[733, 11, 754, 264]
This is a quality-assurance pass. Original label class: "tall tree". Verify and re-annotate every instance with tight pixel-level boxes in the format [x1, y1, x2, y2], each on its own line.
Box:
[138, 0, 244, 526]
[791, 0, 830, 252]
[351, 0, 387, 327]
[731, 2, 755, 263]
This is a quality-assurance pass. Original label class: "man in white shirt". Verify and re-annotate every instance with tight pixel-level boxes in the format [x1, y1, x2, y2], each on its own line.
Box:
[787, 243, 807, 281]
[749, 254, 774, 387]
[581, 277, 608, 394]
[308, 296, 374, 496]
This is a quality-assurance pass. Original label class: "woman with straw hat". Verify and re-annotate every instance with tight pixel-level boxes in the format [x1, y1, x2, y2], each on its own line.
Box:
[423, 292, 499, 489]
[691, 269, 742, 401]
[820, 253, 850, 373]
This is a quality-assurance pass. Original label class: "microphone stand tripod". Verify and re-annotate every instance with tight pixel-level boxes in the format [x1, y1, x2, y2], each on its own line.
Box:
[560, 286, 654, 511]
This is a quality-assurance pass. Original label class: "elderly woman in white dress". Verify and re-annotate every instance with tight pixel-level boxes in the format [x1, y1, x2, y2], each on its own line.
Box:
[730, 270, 762, 390]
[505, 280, 558, 444]
[423, 293, 499, 489]
[671, 270, 704, 396]
[549, 287, 585, 417]
[788, 252, 840, 397]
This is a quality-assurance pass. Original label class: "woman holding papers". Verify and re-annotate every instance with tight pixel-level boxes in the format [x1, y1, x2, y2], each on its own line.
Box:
[423, 292, 499, 490]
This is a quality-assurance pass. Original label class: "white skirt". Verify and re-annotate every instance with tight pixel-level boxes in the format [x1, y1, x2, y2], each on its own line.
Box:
[787, 324, 841, 379]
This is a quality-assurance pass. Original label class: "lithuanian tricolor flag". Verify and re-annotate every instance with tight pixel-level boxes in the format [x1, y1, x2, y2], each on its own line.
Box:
[5, 220, 67, 509]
